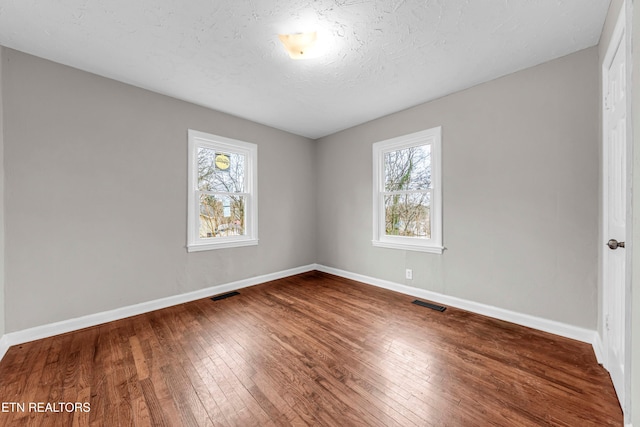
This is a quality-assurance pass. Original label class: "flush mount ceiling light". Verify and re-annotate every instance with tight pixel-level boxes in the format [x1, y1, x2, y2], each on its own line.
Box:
[278, 32, 318, 59]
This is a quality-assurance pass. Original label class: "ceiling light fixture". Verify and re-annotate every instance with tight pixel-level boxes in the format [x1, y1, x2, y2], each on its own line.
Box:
[278, 32, 318, 59]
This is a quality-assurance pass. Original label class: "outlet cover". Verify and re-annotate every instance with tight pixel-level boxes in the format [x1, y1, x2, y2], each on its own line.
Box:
[405, 269, 413, 280]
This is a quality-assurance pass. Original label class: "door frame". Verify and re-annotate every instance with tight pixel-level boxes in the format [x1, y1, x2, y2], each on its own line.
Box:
[600, 0, 632, 420]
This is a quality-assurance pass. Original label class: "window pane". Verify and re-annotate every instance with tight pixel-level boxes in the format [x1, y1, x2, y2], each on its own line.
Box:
[384, 192, 430, 238]
[384, 145, 431, 191]
[199, 194, 246, 238]
[197, 147, 245, 193]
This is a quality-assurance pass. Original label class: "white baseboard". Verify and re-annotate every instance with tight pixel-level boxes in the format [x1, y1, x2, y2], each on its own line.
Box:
[0, 334, 10, 362]
[592, 332, 605, 365]
[0, 264, 316, 357]
[315, 264, 598, 345]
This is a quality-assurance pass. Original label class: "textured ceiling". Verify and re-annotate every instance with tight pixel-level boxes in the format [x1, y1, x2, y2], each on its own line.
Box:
[0, 0, 610, 139]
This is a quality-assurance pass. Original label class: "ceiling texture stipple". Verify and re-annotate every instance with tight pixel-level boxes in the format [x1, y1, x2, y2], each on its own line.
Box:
[0, 0, 610, 139]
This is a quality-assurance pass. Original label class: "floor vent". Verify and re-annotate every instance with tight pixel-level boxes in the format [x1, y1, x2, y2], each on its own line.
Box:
[211, 291, 240, 301]
[412, 299, 446, 312]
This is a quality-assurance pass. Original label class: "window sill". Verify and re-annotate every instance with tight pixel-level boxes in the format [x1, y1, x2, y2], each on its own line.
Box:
[187, 238, 259, 252]
[372, 240, 443, 254]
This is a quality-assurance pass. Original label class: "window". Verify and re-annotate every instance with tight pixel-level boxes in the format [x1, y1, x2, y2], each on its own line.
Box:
[187, 130, 258, 251]
[372, 127, 442, 253]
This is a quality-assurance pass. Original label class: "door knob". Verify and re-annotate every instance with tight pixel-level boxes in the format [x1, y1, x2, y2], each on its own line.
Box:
[607, 239, 625, 250]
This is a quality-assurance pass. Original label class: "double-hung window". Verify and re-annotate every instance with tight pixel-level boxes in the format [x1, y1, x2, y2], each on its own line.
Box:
[187, 130, 258, 251]
[372, 127, 442, 253]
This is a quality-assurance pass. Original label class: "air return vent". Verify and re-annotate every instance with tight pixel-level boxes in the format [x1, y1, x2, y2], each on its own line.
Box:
[412, 299, 446, 312]
[211, 291, 240, 301]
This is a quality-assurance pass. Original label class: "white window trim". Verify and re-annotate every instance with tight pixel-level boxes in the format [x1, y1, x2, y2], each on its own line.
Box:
[187, 129, 258, 252]
[372, 127, 443, 254]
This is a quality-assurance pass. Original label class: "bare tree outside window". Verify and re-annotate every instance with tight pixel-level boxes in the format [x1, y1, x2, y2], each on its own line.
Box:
[197, 147, 246, 238]
[372, 127, 441, 253]
[383, 145, 431, 238]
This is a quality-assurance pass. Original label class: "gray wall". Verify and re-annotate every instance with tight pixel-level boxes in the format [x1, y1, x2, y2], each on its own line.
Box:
[316, 47, 599, 329]
[1, 48, 317, 332]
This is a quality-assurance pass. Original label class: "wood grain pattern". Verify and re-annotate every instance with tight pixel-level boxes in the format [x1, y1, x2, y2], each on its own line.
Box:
[0, 271, 623, 426]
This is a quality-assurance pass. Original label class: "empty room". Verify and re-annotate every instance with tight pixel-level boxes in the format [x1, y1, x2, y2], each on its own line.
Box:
[0, 0, 638, 426]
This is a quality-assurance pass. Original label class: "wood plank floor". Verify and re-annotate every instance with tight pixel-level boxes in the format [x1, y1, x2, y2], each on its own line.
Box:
[0, 271, 623, 426]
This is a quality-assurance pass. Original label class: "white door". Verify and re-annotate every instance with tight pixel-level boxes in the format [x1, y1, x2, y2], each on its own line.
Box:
[602, 6, 627, 409]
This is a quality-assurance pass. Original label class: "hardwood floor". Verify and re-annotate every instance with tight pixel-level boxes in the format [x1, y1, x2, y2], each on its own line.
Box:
[0, 271, 622, 426]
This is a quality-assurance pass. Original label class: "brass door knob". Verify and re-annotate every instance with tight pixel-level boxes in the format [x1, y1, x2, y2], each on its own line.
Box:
[607, 239, 625, 250]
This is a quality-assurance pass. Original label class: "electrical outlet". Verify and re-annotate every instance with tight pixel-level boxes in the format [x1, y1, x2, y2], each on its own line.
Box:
[405, 269, 413, 280]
